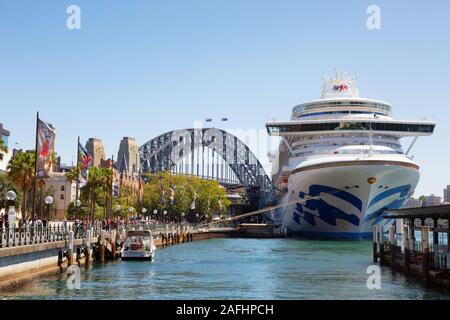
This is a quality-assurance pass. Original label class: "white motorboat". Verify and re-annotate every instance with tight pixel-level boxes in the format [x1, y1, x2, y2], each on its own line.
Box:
[121, 230, 157, 261]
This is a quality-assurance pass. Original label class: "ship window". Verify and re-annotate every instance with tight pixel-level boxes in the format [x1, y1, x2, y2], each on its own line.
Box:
[267, 122, 435, 134]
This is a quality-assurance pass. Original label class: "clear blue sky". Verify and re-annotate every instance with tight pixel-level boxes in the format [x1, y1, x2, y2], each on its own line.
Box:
[1, 0, 449, 197]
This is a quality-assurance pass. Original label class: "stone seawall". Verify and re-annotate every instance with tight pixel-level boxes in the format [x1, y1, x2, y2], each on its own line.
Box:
[0, 237, 97, 290]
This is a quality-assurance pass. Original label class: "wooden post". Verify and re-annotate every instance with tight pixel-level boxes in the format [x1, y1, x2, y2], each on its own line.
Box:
[68, 231, 74, 266]
[100, 230, 106, 263]
[421, 226, 431, 284]
[379, 225, 385, 265]
[403, 225, 411, 275]
[373, 225, 378, 263]
[85, 229, 91, 269]
[172, 226, 175, 245]
[111, 229, 117, 260]
[433, 218, 440, 269]
[389, 226, 396, 270]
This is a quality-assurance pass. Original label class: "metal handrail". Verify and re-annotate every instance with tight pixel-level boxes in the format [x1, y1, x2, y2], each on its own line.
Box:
[0, 224, 102, 249]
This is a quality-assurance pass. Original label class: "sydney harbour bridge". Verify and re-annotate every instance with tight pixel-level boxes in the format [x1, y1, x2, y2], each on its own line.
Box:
[139, 128, 273, 211]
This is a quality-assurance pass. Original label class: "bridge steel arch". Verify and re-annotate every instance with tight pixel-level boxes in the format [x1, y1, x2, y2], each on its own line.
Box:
[139, 128, 273, 205]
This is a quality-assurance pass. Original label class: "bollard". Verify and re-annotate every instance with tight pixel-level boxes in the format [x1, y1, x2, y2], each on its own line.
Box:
[85, 229, 91, 269]
[373, 225, 378, 263]
[403, 225, 411, 275]
[388, 226, 396, 270]
[68, 231, 74, 266]
[421, 226, 431, 284]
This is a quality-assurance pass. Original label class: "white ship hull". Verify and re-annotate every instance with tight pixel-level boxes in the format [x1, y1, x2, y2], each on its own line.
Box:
[275, 158, 419, 239]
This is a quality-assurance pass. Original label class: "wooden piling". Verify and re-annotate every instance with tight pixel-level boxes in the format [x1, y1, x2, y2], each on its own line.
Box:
[68, 231, 74, 266]
[85, 229, 91, 269]
[372, 225, 378, 263]
[388, 226, 396, 270]
[111, 230, 117, 260]
[403, 225, 410, 275]
[421, 226, 431, 285]
[100, 230, 106, 263]
[379, 226, 385, 265]
[433, 219, 440, 269]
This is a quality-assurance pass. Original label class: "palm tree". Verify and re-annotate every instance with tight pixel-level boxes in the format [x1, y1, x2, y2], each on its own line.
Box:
[7, 151, 35, 222]
[65, 167, 78, 183]
[0, 139, 8, 161]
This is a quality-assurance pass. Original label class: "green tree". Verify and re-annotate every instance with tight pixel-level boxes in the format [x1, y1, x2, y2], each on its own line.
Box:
[0, 139, 7, 161]
[0, 173, 22, 211]
[7, 151, 35, 221]
[142, 172, 230, 223]
[80, 167, 112, 221]
[65, 167, 78, 183]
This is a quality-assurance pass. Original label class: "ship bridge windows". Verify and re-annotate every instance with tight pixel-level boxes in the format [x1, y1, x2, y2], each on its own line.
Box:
[267, 121, 435, 135]
[292, 101, 392, 117]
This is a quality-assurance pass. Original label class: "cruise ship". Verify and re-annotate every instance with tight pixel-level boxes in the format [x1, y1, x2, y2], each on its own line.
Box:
[266, 71, 436, 239]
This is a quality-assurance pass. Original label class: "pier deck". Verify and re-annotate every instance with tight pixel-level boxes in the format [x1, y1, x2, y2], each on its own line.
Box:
[373, 204, 450, 289]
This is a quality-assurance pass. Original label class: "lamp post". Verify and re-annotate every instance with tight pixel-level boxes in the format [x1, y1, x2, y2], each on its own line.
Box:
[141, 208, 147, 220]
[181, 212, 185, 223]
[6, 191, 17, 244]
[163, 210, 167, 223]
[196, 213, 199, 224]
[44, 196, 54, 222]
[153, 209, 158, 222]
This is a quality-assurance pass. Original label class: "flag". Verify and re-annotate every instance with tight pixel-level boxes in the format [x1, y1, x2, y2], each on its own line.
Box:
[112, 165, 120, 197]
[169, 183, 175, 206]
[78, 142, 92, 188]
[138, 174, 144, 202]
[36, 119, 56, 178]
[78, 142, 92, 170]
[79, 170, 89, 188]
[190, 191, 197, 210]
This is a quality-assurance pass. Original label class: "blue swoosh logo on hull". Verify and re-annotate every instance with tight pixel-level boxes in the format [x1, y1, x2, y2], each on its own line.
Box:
[364, 184, 412, 226]
[293, 185, 361, 227]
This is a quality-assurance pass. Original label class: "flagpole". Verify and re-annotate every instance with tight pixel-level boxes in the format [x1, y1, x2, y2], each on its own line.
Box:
[75, 136, 80, 219]
[32, 111, 39, 220]
[110, 154, 114, 219]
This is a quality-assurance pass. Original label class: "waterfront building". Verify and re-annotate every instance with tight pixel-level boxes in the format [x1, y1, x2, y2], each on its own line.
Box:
[404, 197, 422, 208]
[42, 173, 76, 220]
[424, 194, 442, 207]
[117, 137, 140, 175]
[86, 138, 106, 168]
[0, 123, 12, 172]
[444, 185, 450, 204]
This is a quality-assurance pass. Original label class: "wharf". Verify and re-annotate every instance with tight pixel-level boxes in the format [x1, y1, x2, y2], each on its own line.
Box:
[373, 205, 450, 289]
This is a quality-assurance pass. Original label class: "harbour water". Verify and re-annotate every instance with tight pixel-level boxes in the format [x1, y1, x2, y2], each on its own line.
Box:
[2, 238, 450, 300]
